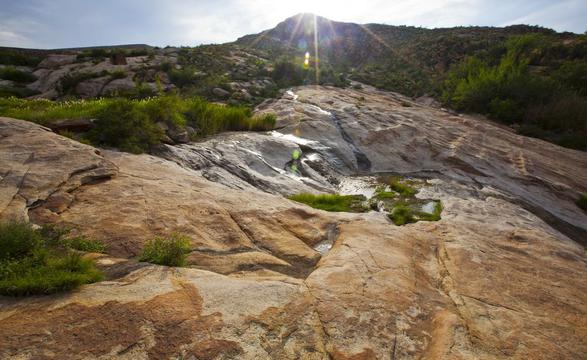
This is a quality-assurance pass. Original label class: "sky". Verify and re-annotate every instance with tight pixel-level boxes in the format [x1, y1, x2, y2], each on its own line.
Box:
[1, 0, 586, 49]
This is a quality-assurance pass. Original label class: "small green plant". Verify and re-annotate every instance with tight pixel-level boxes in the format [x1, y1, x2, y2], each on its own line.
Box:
[62, 236, 106, 253]
[577, 193, 587, 211]
[139, 234, 191, 267]
[288, 193, 368, 212]
[0, 221, 103, 296]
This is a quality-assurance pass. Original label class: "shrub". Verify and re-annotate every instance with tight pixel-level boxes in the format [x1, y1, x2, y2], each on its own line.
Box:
[0, 221, 43, 261]
[87, 98, 163, 153]
[0, 252, 102, 296]
[139, 234, 191, 267]
[577, 193, 587, 211]
[0, 50, 42, 66]
[0, 221, 103, 296]
[288, 193, 368, 212]
[0, 96, 276, 153]
[62, 236, 106, 253]
[0, 66, 36, 83]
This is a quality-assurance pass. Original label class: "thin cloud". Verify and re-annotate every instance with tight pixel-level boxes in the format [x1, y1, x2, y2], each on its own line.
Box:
[0, 0, 585, 49]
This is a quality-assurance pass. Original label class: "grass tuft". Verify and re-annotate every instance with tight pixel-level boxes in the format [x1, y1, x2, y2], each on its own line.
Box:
[0, 95, 277, 153]
[288, 193, 368, 212]
[378, 176, 417, 197]
[139, 234, 191, 267]
[0, 221, 103, 296]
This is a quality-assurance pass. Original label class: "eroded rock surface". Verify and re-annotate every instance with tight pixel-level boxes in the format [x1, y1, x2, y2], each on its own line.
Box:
[1, 80, 586, 360]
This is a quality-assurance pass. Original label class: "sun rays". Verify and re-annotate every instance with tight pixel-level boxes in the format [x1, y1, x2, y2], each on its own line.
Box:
[246, 12, 402, 86]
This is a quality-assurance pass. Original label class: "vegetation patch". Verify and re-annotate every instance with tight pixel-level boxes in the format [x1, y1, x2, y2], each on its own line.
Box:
[0, 221, 103, 296]
[0, 66, 37, 83]
[139, 234, 191, 267]
[288, 193, 368, 212]
[0, 95, 276, 153]
[388, 200, 443, 225]
[442, 34, 587, 150]
[289, 176, 442, 226]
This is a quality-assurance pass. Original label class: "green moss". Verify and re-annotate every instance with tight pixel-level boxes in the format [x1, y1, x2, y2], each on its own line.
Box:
[62, 236, 106, 253]
[378, 176, 417, 197]
[288, 193, 368, 212]
[0, 221, 103, 296]
[139, 234, 191, 267]
[388, 203, 416, 225]
[388, 201, 443, 225]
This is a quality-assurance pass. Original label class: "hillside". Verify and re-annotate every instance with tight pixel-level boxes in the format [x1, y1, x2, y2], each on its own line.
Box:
[1, 14, 586, 149]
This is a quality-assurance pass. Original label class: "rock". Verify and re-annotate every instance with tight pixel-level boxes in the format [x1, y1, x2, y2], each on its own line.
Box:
[47, 118, 95, 133]
[0, 79, 14, 87]
[37, 54, 77, 69]
[110, 53, 127, 65]
[1, 78, 587, 360]
[212, 87, 230, 98]
[101, 77, 136, 95]
[186, 126, 198, 139]
[168, 127, 190, 144]
[74, 76, 110, 98]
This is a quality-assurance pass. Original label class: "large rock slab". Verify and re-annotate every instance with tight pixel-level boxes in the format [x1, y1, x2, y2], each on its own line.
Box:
[0, 89, 586, 360]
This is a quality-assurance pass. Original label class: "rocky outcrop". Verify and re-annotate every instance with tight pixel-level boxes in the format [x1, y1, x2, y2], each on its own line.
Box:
[1, 79, 586, 360]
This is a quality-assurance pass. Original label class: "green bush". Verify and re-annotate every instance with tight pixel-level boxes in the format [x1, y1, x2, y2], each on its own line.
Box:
[87, 98, 163, 154]
[62, 236, 106, 253]
[288, 193, 368, 212]
[0, 221, 103, 296]
[0, 221, 43, 261]
[442, 34, 587, 150]
[0, 50, 42, 66]
[577, 193, 587, 211]
[139, 234, 191, 267]
[0, 66, 36, 83]
[0, 95, 276, 153]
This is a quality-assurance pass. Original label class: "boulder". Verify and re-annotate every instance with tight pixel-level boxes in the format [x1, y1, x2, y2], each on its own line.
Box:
[37, 54, 76, 69]
[47, 118, 95, 133]
[101, 77, 136, 95]
[212, 87, 230, 98]
[74, 76, 110, 98]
